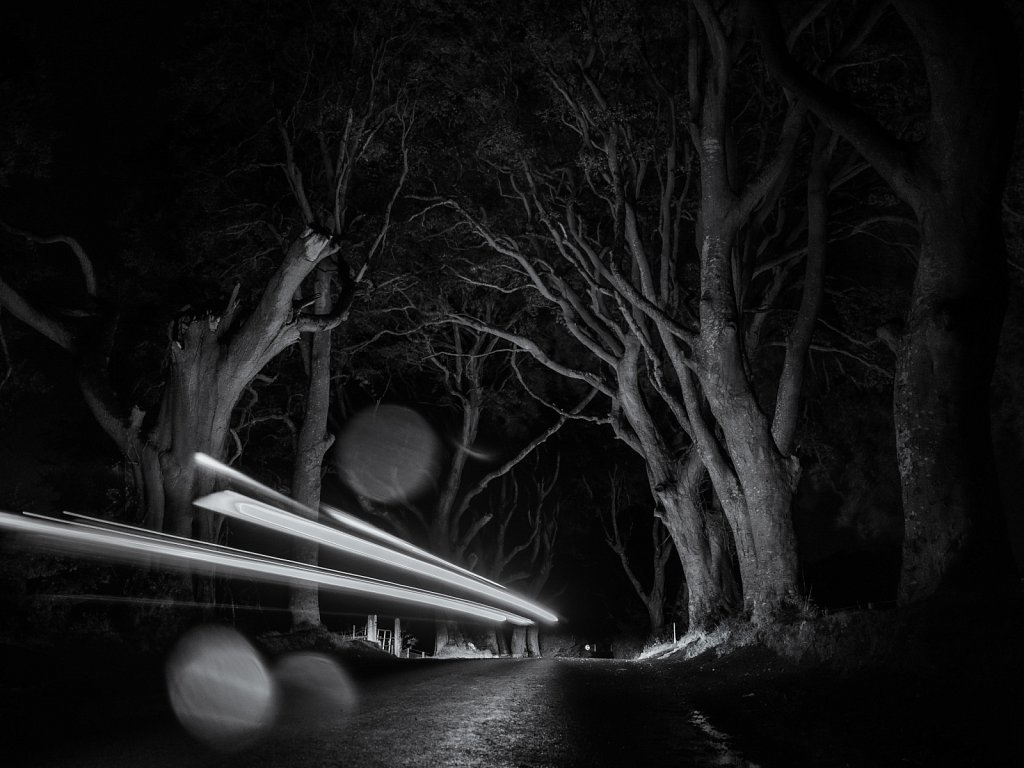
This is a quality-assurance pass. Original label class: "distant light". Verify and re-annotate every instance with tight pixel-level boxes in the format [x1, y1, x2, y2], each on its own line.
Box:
[585, 644, 591, 651]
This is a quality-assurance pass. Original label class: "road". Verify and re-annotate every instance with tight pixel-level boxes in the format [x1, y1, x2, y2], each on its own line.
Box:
[16, 657, 759, 767]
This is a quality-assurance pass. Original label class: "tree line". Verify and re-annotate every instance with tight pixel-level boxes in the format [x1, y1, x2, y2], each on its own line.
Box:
[0, 0, 1019, 640]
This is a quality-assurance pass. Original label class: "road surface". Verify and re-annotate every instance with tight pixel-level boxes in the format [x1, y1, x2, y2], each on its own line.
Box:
[16, 657, 758, 767]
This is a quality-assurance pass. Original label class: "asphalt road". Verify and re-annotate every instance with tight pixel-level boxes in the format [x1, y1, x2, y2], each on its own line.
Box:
[16, 657, 759, 768]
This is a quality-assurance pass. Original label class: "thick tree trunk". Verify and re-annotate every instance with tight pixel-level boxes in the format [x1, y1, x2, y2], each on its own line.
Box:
[695, 322, 801, 618]
[686, 38, 804, 618]
[891, 2, 1019, 601]
[896, 209, 1015, 601]
[658, 487, 737, 630]
[752, 0, 1020, 604]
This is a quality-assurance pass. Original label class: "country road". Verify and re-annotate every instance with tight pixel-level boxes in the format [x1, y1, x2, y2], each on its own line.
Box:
[12, 657, 757, 768]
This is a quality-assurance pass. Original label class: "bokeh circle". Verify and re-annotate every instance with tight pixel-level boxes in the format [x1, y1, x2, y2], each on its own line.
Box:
[165, 625, 277, 750]
[334, 404, 441, 503]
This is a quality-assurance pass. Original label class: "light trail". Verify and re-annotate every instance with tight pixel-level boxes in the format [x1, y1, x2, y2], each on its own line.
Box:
[193, 490, 560, 624]
[0, 511, 529, 624]
[320, 502, 507, 590]
[56, 511, 539, 623]
[194, 453, 506, 591]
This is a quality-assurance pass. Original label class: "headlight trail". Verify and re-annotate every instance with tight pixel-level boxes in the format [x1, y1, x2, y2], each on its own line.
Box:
[194, 453, 506, 591]
[193, 490, 559, 624]
[59, 511, 535, 621]
[0, 511, 530, 624]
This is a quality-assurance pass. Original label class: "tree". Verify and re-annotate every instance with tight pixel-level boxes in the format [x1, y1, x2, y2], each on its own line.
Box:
[753, 0, 1021, 601]
[478, 460, 561, 657]
[265, 9, 412, 629]
[588, 465, 675, 638]
[0, 224, 339, 544]
[0, 2, 414, 603]
[422, 0, 844, 624]
[337, 283, 583, 652]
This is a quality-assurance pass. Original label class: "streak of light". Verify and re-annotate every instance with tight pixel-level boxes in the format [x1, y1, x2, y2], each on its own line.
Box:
[321, 502, 506, 590]
[0, 511, 521, 624]
[194, 452, 505, 591]
[194, 490, 559, 624]
[55, 510, 538, 623]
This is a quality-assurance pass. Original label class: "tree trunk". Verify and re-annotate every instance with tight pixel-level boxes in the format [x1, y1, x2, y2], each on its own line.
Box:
[752, 0, 1020, 603]
[645, 603, 665, 640]
[510, 625, 527, 658]
[434, 619, 449, 654]
[891, 2, 1019, 601]
[694, 237, 801, 619]
[526, 625, 541, 658]
[494, 626, 510, 657]
[289, 266, 335, 628]
[657, 487, 736, 631]
[896, 209, 1015, 601]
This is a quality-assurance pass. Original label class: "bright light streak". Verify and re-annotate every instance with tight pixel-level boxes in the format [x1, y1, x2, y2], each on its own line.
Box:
[194, 452, 506, 591]
[321, 503, 507, 591]
[55, 511, 537, 622]
[194, 490, 559, 624]
[0, 511, 524, 624]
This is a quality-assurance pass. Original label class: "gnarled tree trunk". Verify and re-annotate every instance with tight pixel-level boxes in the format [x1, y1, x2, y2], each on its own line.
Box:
[753, 0, 1020, 602]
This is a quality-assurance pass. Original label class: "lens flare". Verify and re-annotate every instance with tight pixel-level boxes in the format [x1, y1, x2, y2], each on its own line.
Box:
[333, 404, 441, 503]
[165, 625, 276, 751]
[272, 652, 358, 733]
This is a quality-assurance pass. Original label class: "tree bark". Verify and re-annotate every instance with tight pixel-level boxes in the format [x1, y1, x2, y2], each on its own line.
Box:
[659, 492, 740, 631]
[289, 265, 336, 628]
[526, 625, 541, 657]
[494, 627, 510, 657]
[655, 456, 739, 630]
[753, 0, 1020, 601]
[510, 625, 527, 658]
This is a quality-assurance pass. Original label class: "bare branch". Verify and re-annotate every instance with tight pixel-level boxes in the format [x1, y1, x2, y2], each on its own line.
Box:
[0, 221, 98, 297]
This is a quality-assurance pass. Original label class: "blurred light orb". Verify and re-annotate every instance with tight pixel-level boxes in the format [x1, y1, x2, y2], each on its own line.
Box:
[165, 625, 277, 750]
[335, 404, 441, 503]
[272, 652, 359, 732]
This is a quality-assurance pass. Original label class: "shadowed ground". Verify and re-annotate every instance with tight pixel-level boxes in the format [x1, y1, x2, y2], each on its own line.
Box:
[2, 614, 1021, 768]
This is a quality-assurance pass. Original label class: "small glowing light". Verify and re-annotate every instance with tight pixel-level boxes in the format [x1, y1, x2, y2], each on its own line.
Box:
[585, 644, 592, 651]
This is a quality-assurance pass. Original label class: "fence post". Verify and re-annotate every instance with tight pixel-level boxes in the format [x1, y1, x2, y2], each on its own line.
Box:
[366, 614, 378, 645]
[394, 617, 402, 657]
